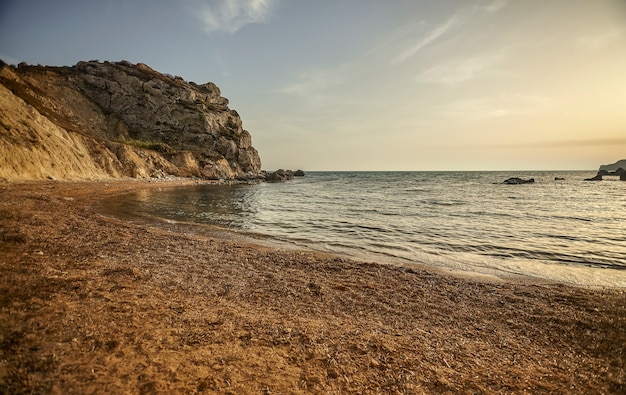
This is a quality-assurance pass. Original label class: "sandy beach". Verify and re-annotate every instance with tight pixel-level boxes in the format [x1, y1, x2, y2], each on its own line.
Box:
[0, 179, 624, 394]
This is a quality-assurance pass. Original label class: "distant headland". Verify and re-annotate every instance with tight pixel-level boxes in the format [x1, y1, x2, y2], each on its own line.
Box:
[585, 159, 626, 181]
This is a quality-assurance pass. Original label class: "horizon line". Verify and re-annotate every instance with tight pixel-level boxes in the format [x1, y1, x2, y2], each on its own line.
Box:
[274, 169, 598, 173]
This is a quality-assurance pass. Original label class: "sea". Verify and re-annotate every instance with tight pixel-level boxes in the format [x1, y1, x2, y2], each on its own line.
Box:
[99, 171, 626, 287]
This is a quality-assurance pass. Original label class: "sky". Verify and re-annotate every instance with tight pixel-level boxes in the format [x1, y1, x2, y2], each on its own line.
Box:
[1, 0, 625, 171]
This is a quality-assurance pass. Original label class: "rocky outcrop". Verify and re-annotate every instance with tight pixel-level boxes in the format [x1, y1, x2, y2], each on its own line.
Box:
[0, 60, 262, 181]
[585, 160, 626, 181]
[585, 168, 626, 181]
[263, 169, 305, 182]
[502, 177, 535, 185]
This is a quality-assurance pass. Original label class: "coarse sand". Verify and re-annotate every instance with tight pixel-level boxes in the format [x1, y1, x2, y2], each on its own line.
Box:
[0, 179, 624, 394]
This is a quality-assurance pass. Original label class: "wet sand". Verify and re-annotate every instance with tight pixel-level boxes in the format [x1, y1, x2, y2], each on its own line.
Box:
[0, 179, 624, 393]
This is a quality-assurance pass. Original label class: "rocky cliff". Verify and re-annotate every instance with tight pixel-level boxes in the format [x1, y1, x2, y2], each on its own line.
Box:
[0, 60, 262, 181]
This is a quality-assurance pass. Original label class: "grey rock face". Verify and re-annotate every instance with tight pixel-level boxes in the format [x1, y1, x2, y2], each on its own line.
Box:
[73, 61, 261, 179]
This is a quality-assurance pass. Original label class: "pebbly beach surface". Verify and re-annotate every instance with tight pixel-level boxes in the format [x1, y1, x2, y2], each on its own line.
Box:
[0, 179, 624, 393]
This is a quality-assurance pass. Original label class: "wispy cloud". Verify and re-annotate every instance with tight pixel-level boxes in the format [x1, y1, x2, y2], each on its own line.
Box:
[190, 0, 276, 35]
[391, 0, 508, 65]
[439, 94, 554, 121]
[577, 28, 623, 50]
[281, 71, 340, 96]
[415, 50, 509, 85]
[483, 0, 509, 13]
[366, 21, 426, 56]
[280, 65, 348, 104]
[392, 15, 461, 64]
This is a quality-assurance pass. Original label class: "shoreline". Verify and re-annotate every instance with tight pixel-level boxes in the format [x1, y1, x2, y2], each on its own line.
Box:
[93, 177, 626, 289]
[1, 179, 624, 393]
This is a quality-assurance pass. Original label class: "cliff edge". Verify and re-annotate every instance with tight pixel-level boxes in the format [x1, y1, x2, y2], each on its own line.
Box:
[0, 60, 262, 181]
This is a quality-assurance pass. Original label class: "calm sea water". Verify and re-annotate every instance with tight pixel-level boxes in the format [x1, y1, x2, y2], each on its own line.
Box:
[100, 171, 626, 287]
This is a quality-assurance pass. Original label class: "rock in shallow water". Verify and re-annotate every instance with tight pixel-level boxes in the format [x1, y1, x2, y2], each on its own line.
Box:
[502, 177, 535, 184]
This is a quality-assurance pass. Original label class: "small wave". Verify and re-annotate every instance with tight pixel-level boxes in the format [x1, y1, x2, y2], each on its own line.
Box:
[546, 234, 581, 242]
[421, 199, 466, 207]
[566, 216, 592, 222]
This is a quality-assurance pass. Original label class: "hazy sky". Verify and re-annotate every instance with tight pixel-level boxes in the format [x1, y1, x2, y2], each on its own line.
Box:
[1, 0, 625, 170]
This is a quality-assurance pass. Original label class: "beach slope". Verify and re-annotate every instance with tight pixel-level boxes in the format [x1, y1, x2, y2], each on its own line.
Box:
[0, 180, 624, 393]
